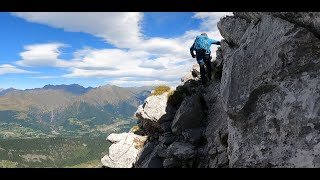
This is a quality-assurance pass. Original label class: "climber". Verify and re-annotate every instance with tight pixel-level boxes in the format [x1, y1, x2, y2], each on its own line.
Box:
[190, 33, 221, 85]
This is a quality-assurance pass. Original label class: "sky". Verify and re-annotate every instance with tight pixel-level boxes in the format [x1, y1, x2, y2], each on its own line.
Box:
[0, 12, 232, 90]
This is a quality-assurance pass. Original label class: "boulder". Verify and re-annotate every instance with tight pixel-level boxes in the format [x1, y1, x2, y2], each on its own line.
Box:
[135, 90, 176, 132]
[191, 63, 201, 79]
[182, 128, 203, 145]
[181, 63, 200, 84]
[171, 92, 205, 134]
[163, 158, 181, 168]
[217, 15, 250, 46]
[135, 143, 165, 168]
[167, 141, 195, 160]
[101, 133, 147, 168]
[159, 132, 176, 145]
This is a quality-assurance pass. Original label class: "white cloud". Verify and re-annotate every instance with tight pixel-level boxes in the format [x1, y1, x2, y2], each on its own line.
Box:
[193, 12, 233, 20]
[139, 60, 166, 69]
[106, 77, 179, 87]
[193, 12, 233, 30]
[12, 12, 143, 49]
[15, 42, 195, 87]
[0, 64, 35, 75]
[16, 43, 71, 67]
[13, 12, 231, 87]
[28, 76, 60, 79]
[61, 47, 194, 82]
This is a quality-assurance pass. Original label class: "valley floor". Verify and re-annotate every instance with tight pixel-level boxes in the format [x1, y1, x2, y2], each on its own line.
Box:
[0, 136, 111, 168]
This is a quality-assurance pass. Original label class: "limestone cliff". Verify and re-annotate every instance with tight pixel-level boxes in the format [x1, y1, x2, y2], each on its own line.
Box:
[103, 12, 320, 168]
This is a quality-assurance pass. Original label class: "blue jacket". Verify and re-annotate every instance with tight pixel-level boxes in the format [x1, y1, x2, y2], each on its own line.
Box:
[190, 35, 220, 55]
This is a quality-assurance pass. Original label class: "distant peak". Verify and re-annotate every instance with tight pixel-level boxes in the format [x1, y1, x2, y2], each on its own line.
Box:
[0, 87, 18, 96]
[43, 84, 84, 88]
[41, 84, 92, 95]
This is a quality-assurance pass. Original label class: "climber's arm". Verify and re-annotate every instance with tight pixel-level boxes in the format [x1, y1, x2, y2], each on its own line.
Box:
[209, 38, 221, 45]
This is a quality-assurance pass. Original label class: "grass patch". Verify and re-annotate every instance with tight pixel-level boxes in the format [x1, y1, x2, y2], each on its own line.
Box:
[133, 138, 146, 150]
[150, 85, 171, 96]
[167, 90, 175, 98]
[0, 160, 18, 168]
[129, 125, 140, 133]
[64, 160, 101, 168]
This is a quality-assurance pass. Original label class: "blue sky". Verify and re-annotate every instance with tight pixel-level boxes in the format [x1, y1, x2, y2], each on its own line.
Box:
[0, 12, 231, 89]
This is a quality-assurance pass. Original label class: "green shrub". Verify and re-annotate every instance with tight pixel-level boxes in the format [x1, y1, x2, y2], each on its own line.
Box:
[150, 85, 171, 96]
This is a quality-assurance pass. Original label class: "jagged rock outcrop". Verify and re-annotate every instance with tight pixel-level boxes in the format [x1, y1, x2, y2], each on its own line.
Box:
[181, 63, 200, 83]
[217, 16, 249, 46]
[171, 92, 205, 134]
[135, 88, 176, 133]
[104, 12, 320, 168]
[101, 132, 147, 168]
[234, 12, 320, 38]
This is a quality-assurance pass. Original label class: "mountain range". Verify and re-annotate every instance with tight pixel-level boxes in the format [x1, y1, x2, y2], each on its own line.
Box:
[0, 84, 153, 138]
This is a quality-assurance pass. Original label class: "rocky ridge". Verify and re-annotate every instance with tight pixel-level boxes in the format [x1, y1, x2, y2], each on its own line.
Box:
[102, 12, 320, 168]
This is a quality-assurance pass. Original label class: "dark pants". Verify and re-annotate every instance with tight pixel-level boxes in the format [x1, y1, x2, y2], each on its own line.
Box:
[196, 50, 212, 84]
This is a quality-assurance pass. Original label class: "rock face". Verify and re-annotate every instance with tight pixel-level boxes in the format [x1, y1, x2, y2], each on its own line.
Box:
[135, 89, 176, 133]
[217, 16, 249, 46]
[171, 92, 205, 134]
[105, 12, 320, 168]
[101, 133, 147, 168]
[234, 12, 320, 38]
[220, 12, 320, 168]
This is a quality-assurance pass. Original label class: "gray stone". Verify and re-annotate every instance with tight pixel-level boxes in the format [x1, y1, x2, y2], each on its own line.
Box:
[143, 156, 163, 168]
[159, 135, 176, 145]
[217, 15, 250, 46]
[181, 72, 193, 83]
[274, 12, 320, 38]
[202, 84, 229, 168]
[101, 133, 147, 168]
[233, 12, 271, 22]
[191, 63, 200, 78]
[135, 141, 156, 167]
[220, 14, 320, 116]
[160, 121, 172, 133]
[136, 143, 165, 168]
[234, 12, 320, 38]
[209, 158, 218, 168]
[163, 158, 181, 168]
[227, 72, 320, 167]
[219, 13, 320, 167]
[167, 141, 195, 160]
[181, 63, 200, 84]
[217, 151, 229, 167]
[156, 144, 168, 158]
[182, 128, 203, 144]
[171, 92, 205, 134]
[135, 89, 176, 132]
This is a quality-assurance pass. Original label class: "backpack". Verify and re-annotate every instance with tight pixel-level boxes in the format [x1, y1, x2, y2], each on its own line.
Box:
[194, 35, 209, 51]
